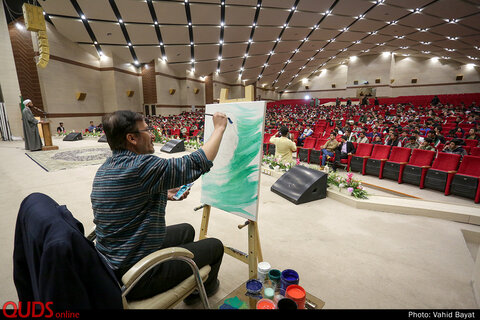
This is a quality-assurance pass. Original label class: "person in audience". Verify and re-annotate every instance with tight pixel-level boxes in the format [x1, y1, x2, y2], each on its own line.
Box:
[464, 128, 478, 140]
[356, 131, 369, 144]
[398, 130, 409, 147]
[372, 135, 383, 145]
[403, 136, 420, 149]
[91, 110, 227, 304]
[320, 132, 339, 167]
[442, 139, 467, 158]
[386, 132, 400, 147]
[297, 125, 313, 146]
[269, 126, 297, 163]
[57, 122, 66, 134]
[411, 130, 424, 144]
[332, 135, 355, 172]
[88, 121, 97, 133]
[419, 138, 436, 151]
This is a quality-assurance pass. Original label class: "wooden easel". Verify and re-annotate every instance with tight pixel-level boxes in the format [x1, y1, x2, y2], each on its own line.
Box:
[198, 84, 263, 280]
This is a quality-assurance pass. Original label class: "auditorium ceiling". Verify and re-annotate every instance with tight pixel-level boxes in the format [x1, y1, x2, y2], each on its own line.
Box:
[8, 0, 480, 91]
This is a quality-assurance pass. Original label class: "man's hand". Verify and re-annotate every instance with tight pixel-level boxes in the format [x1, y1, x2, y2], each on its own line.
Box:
[167, 187, 190, 201]
[213, 112, 228, 132]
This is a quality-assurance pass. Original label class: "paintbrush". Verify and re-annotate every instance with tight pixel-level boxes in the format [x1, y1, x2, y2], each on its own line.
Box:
[205, 113, 233, 124]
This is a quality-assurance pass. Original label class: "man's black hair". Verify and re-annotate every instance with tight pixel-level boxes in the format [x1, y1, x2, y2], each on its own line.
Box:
[102, 110, 144, 151]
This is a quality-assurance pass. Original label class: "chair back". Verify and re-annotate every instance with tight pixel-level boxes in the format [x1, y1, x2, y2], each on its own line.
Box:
[457, 155, 480, 177]
[388, 146, 411, 163]
[354, 143, 374, 157]
[431, 153, 461, 171]
[408, 149, 435, 166]
[370, 145, 391, 160]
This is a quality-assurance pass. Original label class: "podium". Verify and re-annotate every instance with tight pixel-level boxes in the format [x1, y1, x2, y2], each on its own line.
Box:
[39, 120, 58, 151]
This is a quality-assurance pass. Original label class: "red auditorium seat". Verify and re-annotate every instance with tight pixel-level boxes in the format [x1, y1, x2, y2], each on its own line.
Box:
[381, 147, 412, 181]
[400, 149, 436, 186]
[349, 143, 374, 174]
[364, 145, 392, 176]
[309, 138, 328, 165]
[464, 139, 479, 148]
[297, 137, 316, 163]
[423, 153, 461, 195]
[471, 147, 480, 157]
[263, 133, 273, 154]
[450, 155, 480, 203]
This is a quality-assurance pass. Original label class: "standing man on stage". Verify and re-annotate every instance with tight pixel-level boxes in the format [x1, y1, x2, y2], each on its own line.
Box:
[21, 99, 42, 151]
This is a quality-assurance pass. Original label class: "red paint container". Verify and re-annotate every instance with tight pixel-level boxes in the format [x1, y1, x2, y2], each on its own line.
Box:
[285, 284, 306, 309]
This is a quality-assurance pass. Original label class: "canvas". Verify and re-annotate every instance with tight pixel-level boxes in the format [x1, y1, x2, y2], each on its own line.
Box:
[201, 101, 266, 221]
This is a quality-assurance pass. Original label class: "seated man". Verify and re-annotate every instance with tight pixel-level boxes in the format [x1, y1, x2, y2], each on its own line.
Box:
[355, 131, 369, 144]
[442, 139, 467, 158]
[91, 110, 228, 304]
[269, 126, 297, 163]
[297, 125, 313, 146]
[403, 136, 420, 149]
[320, 132, 339, 167]
[333, 135, 355, 172]
[419, 137, 435, 151]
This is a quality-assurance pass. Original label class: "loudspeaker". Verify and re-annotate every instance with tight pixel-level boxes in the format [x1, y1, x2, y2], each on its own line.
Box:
[63, 132, 82, 141]
[270, 165, 327, 205]
[76, 92, 87, 100]
[98, 134, 107, 143]
[160, 139, 185, 153]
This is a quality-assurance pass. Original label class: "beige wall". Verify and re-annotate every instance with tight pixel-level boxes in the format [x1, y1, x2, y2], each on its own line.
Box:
[280, 53, 480, 100]
[0, 8, 23, 138]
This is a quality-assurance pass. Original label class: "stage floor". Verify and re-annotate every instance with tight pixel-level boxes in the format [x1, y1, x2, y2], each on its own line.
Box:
[1, 137, 480, 309]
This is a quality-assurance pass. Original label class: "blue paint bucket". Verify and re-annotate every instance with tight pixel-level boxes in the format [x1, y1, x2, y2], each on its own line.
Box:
[280, 269, 299, 295]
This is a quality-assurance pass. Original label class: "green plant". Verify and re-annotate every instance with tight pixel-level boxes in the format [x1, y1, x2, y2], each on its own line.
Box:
[327, 171, 369, 199]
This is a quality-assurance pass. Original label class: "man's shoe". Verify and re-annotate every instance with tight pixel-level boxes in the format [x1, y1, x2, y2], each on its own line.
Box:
[183, 279, 220, 306]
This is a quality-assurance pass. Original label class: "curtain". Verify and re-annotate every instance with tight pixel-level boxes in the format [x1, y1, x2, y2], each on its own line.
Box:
[0, 103, 13, 141]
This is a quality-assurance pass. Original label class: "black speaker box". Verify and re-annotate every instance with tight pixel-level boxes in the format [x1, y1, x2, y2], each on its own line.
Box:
[271, 165, 327, 205]
[160, 139, 185, 153]
[63, 132, 82, 141]
[98, 134, 107, 143]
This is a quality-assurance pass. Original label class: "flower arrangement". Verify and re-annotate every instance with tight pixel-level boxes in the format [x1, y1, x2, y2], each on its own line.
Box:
[262, 154, 295, 171]
[184, 138, 202, 150]
[327, 171, 369, 199]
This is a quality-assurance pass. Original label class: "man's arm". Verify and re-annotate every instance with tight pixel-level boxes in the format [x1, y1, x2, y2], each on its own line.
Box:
[201, 112, 228, 161]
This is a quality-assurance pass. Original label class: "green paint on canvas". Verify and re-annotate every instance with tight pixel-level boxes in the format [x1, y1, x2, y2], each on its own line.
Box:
[201, 104, 263, 217]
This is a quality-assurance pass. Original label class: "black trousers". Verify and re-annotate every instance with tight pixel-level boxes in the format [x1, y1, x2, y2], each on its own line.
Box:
[333, 150, 348, 170]
[116, 223, 224, 301]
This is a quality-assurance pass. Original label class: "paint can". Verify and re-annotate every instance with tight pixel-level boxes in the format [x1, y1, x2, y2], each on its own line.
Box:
[257, 261, 271, 283]
[285, 284, 306, 309]
[280, 269, 299, 295]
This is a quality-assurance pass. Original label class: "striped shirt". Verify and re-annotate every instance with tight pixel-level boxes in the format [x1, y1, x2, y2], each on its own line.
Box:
[91, 148, 213, 271]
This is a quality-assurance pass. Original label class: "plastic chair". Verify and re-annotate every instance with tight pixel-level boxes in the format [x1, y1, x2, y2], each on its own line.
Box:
[450, 155, 480, 203]
[381, 147, 411, 181]
[14, 193, 211, 310]
[423, 153, 461, 195]
[364, 145, 392, 176]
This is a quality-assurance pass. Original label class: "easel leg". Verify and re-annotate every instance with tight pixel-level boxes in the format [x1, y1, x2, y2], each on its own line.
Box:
[248, 221, 258, 279]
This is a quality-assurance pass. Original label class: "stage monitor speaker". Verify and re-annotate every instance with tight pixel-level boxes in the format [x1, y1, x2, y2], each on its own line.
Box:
[63, 132, 82, 141]
[271, 165, 327, 205]
[98, 134, 107, 143]
[160, 139, 185, 153]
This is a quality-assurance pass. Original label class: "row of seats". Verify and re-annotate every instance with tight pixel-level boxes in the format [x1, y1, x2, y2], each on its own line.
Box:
[345, 144, 480, 204]
[264, 136, 480, 203]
